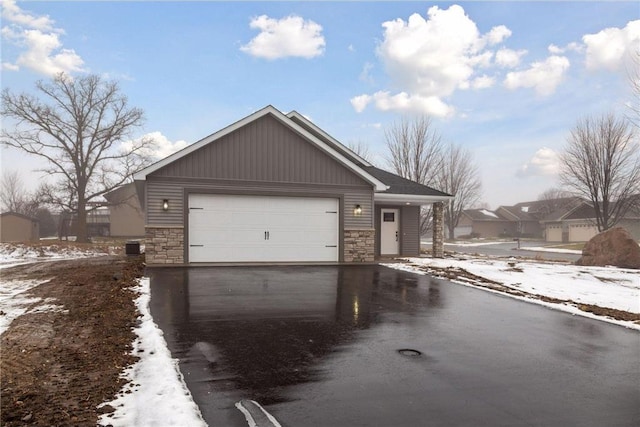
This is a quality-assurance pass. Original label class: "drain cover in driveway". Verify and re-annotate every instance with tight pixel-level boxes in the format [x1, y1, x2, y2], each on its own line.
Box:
[397, 349, 422, 357]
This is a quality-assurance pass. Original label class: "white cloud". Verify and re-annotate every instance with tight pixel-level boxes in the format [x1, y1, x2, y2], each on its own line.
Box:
[483, 25, 511, 46]
[352, 5, 512, 116]
[240, 15, 325, 60]
[504, 55, 570, 96]
[517, 147, 561, 177]
[583, 20, 640, 71]
[1, 0, 54, 31]
[348, 44, 355, 52]
[495, 48, 527, 68]
[1, 0, 85, 76]
[351, 91, 454, 117]
[471, 75, 495, 89]
[122, 132, 189, 160]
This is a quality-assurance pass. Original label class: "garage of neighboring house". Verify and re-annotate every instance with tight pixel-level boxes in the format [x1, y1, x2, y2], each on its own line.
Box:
[0, 212, 40, 243]
[134, 105, 452, 265]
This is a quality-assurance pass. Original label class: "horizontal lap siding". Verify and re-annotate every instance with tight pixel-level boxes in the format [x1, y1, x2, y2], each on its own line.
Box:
[146, 178, 373, 229]
[401, 206, 420, 256]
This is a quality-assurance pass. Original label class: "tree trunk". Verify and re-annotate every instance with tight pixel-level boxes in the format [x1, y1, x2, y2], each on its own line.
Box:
[76, 200, 89, 243]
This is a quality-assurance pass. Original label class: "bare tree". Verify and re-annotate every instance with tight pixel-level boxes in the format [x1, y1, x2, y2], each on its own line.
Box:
[385, 116, 444, 185]
[0, 170, 43, 217]
[436, 143, 482, 239]
[1, 73, 153, 242]
[559, 112, 640, 232]
[346, 140, 373, 163]
[536, 187, 576, 217]
[385, 116, 445, 233]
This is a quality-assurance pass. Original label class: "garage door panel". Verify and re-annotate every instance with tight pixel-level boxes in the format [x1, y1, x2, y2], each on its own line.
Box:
[188, 194, 339, 262]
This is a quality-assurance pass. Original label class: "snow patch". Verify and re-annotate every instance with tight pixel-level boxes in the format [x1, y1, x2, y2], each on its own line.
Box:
[0, 279, 54, 335]
[383, 258, 640, 329]
[98, 278, 206, 427]
[479, 209, 499, 218]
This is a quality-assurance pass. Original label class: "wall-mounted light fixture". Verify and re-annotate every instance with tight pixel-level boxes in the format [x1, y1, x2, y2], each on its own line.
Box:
[162, 199, 169, 211]
[354, 204, 362, 216]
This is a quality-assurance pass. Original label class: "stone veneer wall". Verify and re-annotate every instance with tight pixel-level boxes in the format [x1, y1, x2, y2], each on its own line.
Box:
[145, 226, 184, 264]
[344, 229, 375, 262]
[432, 202, 444, 258]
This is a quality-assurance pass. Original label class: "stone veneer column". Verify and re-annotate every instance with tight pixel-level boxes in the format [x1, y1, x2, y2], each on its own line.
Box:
[145, 226, 184, 264]
[432, 202, 444, 258]
[343, 229, 375, 262]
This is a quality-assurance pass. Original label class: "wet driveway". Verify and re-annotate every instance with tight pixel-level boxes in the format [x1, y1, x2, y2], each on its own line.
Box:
[148, 265, 639, 427]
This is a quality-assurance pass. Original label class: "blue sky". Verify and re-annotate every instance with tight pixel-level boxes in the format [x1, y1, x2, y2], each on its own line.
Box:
[1, 0, 638, 208]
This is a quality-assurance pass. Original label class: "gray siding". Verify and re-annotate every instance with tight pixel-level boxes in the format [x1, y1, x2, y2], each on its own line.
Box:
[151, 114, 368, 187]
[400, 205, 420, 256]
[146, 177, 373, 229]
[374, 205, 421, 256]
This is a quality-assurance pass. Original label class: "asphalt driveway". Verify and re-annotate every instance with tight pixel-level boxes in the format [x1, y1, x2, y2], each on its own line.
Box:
[148, 265, 639, 427]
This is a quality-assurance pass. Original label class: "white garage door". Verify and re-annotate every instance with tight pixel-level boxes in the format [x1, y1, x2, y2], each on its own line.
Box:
[188, 194, 339, 262]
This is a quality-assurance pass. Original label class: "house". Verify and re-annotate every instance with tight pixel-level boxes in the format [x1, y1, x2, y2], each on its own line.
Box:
[0, 212, 39, 242]
[104, 182, 145, 237]
[541, 199, 640, 242]
[133, 105, 453, 265]
[457, 209, 516, 238]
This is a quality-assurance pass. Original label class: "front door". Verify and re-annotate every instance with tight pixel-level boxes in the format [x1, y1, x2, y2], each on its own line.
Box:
[380, 208, 399, 255]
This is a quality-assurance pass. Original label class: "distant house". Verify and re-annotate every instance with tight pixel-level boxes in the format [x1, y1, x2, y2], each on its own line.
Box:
[104, 182, 145, 238]
[457, 209, 516, 238]
[461, 197, 640, 242]
[0, 212, 39, 242]
[541, 199, 640, 242]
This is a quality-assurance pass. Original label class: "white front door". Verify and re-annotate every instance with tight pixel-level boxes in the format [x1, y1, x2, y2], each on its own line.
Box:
[380, 208, 399, 255]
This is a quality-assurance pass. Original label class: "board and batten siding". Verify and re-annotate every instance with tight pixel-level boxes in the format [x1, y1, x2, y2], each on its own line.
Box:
[146, 178, 373, 229]
[150, 114, 367, 187]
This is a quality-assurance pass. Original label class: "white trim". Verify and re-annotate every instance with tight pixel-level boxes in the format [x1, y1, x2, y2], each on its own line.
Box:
[134, 106, 388, 191]
[286, 111, 373, 167]
[374, 193, 454, 205]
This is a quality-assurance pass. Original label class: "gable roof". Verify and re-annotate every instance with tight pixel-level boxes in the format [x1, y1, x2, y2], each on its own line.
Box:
[286, 111, 372, 168]
[0, 211, 39, 222]
[134, 105, 388, 192]
[462, 209, 510, 221]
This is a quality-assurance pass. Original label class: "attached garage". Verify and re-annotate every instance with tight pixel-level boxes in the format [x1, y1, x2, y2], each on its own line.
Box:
[188, 194, 339, 262]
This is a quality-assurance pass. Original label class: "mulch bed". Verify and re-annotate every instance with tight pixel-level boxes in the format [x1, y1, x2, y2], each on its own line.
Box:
[1, 255, 144, 426]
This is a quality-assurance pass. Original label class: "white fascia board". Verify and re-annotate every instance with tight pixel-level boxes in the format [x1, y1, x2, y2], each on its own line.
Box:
[374, 193, 454, 205]
[286, 111, 373, 167]
[134, 106, 388, 191]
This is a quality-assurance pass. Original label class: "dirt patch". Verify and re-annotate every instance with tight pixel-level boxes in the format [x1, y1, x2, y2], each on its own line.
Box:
[1, 255, 145, 426]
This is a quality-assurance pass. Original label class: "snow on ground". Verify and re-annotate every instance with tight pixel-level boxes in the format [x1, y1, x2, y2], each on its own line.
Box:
[0, 242, 117, 269]
[384, 258, 640, 329]
[0, 278, 52, 335]
[518, 246, 582, 254]
[98, 278, 206, 427]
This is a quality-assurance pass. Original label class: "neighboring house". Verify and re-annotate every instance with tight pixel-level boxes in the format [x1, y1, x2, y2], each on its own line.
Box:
[541, 199, 640, 242]
[461, 196, 640, 242]
[133, 105, 453, 265]
[457, 209, 516, 238]
[0, 212, 39, 242]
[104, 182, 145, 238]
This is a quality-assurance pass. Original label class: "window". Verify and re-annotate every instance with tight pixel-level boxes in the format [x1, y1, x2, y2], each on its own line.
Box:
[383, 212, 395, 222]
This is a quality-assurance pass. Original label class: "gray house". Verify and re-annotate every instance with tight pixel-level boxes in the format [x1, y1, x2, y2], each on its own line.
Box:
[134, 106, 452, 265]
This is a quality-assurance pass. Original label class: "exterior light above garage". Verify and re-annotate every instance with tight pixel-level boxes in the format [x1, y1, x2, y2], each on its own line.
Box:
[354, 204, 362, 216]
[162, 199, 169, 211]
